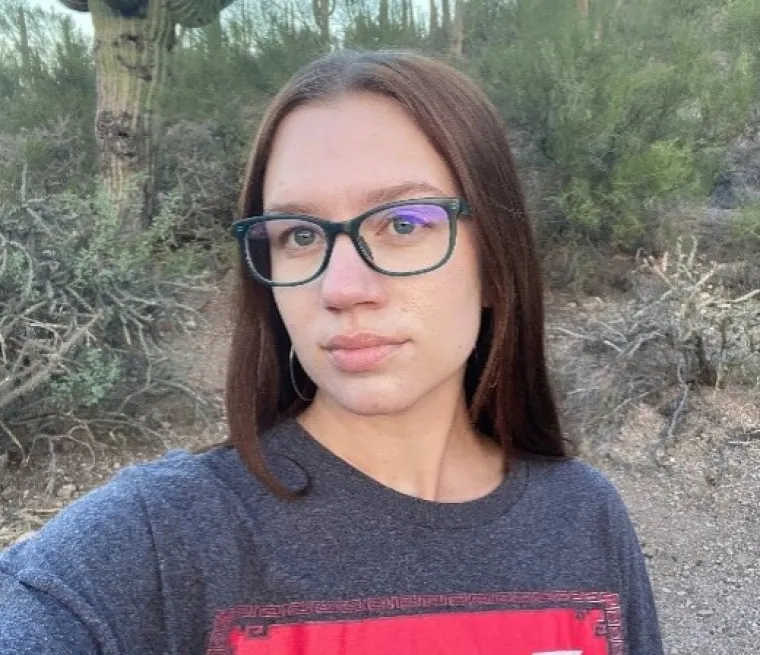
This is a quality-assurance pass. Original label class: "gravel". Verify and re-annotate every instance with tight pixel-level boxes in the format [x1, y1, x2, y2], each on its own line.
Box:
[590, 395, 760, 654]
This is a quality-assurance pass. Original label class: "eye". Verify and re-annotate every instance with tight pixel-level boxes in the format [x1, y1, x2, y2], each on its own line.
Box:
[288, 226, 318, 247]
[390, 214, 419, 235]
[260, 219, 325, 251]
[390, 207, 436, 229]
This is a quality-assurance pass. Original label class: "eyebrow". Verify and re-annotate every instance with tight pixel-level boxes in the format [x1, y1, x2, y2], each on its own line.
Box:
[263, 181, 449, 216]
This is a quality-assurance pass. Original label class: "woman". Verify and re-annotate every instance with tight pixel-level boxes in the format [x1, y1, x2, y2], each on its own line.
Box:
[0, 50, 663, 654]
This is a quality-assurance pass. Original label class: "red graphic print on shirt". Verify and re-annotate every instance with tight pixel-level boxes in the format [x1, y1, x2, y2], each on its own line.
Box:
[206, 591, 623, 655]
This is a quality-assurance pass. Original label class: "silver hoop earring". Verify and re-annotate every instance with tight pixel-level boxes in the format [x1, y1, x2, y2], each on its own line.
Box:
[288, 345, 313, 402]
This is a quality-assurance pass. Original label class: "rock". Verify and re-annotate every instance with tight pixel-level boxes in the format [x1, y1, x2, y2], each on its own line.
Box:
[56, 483, 77, 500]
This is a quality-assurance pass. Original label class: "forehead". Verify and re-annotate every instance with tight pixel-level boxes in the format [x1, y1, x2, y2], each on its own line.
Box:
[262, 93, 458, 216]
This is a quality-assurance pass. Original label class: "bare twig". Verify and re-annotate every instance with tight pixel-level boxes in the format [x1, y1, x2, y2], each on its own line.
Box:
[655, 364, 691, 465]
[0, 311, 103, 413]
[0, 419, 26, 458]
[44, 437, 57, 498]
[2, 187, 219, 464]
[551, 326, 595, 341]
[20, 161, 28, 204]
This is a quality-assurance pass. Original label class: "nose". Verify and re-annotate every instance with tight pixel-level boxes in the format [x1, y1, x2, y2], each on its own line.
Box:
[319, 234, 386, 310]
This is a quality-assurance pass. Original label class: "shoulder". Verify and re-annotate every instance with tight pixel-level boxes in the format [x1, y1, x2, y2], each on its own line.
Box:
[113, 445, 242, 501]
[512, 456, 646, 570]
[1, 446, 238, 560]
[520, 455, 632, 524]
[526, 456, 620, 494]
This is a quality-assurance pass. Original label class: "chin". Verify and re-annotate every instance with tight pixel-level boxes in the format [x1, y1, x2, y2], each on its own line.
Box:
[318, 377, 424, 417]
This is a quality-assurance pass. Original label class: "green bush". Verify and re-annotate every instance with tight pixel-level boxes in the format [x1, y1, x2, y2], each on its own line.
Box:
[470, 0, 755, 250]
[0, 4, 96, 201]
[51, 348, 123, 410]
[0, 185, 212, 453]
[732, 201, 760, 247]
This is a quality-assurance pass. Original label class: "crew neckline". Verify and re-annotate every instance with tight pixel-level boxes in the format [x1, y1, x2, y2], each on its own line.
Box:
[270, 418, 530, 530]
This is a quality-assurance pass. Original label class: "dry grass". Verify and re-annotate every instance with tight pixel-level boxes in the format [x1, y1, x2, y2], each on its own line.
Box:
[549, 237, 760, 461]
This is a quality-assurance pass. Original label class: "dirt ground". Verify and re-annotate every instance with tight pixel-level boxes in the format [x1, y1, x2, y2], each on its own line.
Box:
[1, 265, 759, 655]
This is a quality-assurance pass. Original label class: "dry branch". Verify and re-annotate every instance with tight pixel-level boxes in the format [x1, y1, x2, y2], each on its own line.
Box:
[553, 236, 760, 459]
[0, 312, 103, 413]
[1, 188, 218, 457]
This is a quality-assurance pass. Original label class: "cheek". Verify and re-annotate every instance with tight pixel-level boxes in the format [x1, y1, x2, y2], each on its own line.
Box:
[272, 289, 312, 342]
[407, 261, 483, 357]
[438, 239, 484, 354]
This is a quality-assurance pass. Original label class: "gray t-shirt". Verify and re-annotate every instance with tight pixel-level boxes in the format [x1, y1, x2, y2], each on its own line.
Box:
[0, 419, 663, 654]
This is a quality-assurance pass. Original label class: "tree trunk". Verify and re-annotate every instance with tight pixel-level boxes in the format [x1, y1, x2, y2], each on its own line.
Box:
[441, 0, 450, 44]
[204, 14, 223, 54]
[16, 6, 32, 81]
[576, 0, 603, 40]
[379, 0, 389, 30]
[312, 0, 330, 45]
[450, 0, 463, 57]
[429, 0, 438, 40]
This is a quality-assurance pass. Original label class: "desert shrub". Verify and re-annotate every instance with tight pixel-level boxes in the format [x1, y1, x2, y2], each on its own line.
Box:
[732, 201, 760, 248]
[634, 238, 760, 389]
[551, 237, 760, 456]
[0, 186, 214, 457]
[156, 119, 248, 246]
[469, 0, 754, 251]
[0, 3, 95, 199]
[0, 120, 97, 205]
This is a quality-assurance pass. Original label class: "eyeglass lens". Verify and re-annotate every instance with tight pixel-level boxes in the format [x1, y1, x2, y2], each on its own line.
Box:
[245, 203, 452, 285]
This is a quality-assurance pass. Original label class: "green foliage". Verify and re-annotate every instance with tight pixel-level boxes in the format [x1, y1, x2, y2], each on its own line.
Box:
[51, 348, 123, 410]
[60, 183, 186, 288]
[0, 2, 96, 200]
[732, 201, 760, 247]
[342, 0, 427, 51]
[0, 3, 94, 132]
[469, 0, 755, 249]
[0, 186, 210, 443]
[164, 3, 326, 121]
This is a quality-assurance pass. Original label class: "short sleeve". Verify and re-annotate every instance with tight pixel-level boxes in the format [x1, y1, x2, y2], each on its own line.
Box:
[0, 468, 166, 655]
[610, 490, 664, 655]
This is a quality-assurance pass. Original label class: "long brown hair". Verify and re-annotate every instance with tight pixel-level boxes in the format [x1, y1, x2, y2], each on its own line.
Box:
[225, 50, 570, 497]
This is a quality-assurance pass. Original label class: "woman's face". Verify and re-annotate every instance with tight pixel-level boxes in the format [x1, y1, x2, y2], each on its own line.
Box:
[264, 92, 484, 416]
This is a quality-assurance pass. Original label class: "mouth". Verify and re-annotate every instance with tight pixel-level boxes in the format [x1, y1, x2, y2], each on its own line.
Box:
[324, 333, 408, 373]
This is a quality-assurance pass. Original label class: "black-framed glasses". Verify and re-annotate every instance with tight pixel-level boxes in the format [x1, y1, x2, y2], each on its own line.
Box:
[231, 197, 470, 287]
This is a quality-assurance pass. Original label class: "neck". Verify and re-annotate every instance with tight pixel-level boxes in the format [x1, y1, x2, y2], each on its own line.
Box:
[297, 384, 505, 503]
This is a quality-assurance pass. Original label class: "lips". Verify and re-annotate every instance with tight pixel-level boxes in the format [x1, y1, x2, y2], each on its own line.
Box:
[325, 333, 405, 350]
[324, 333, 407, 373]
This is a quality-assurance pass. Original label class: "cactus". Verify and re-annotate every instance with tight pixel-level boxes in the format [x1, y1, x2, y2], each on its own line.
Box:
[58, 0, 234, 232]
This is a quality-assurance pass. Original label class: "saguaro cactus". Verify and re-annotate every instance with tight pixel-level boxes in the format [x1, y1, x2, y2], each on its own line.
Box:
[58, 0, 234, 232]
